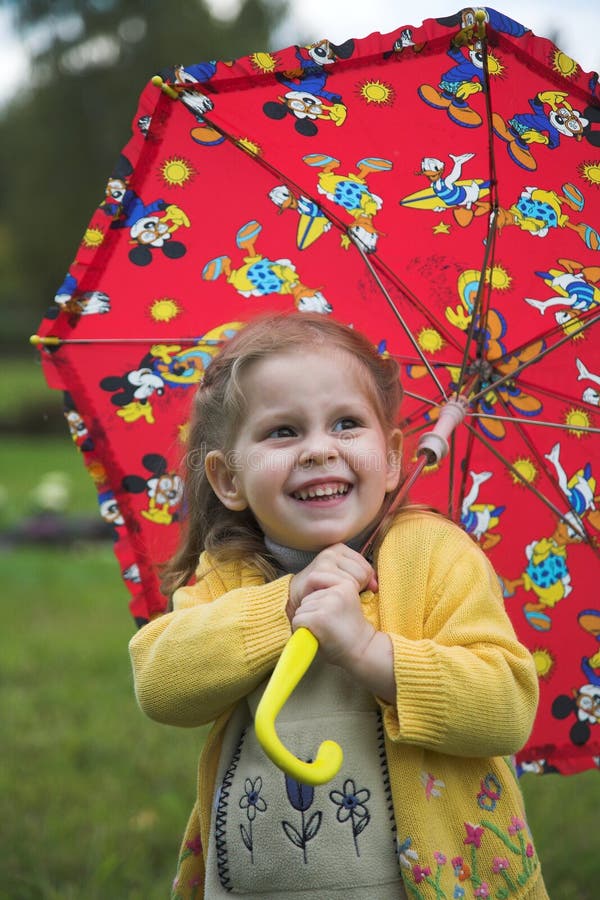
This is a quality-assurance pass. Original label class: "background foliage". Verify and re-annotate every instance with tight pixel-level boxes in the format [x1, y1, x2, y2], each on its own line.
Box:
[0, 0, 286, 350]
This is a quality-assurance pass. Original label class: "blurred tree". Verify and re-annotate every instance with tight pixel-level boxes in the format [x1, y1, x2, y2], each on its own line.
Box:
[0, 0, 286, 351]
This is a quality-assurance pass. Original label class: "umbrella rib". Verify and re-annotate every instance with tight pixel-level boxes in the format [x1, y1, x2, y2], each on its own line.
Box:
[353, 243, 449, 399]
[463, 422, 595, 547]
[469, 311, 600, 405]
[466, 411, 600, 435]
[454, 21, 500, 397]
[491, 305, 599, 369]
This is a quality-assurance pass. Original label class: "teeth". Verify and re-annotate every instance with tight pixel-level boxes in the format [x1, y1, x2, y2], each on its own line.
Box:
[293, 484, 349, 500]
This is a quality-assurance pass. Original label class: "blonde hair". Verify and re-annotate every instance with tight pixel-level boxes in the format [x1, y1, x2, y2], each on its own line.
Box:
[161, 313, 404, 599]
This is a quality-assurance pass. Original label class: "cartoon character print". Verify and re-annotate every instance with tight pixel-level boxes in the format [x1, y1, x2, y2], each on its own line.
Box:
[524, 259, 600, 326]
[492, 91, 594, 171]
[63, 392, 94, 452]
[501, 512, 584, 632]
[123, 563, 141, 585]
[552, 610, 600, 747]
[460, 470, 505, 549]
[495, 182, 600, 252]
[54, 272, 110, 317]
[544, 442, 600, 532]
[268, 185, 332, 250]
[100, 154, 190, 266]
[302, 154, 393, 252]
[106, 184, 190, 267]
[576, 357, 600, 406]
[122, 454, 184, 526]
[436, 7, 530, 41]
[100, 356, 166, 424]
[161, 62, 226, 147]
[202, 220, 332, 312]
[509, 439, 600, 624]
[418, 41, 488, 129]
[382, 27, 425, 60]
[100, 324, 243, 423]
[263, 40, 353, 136]
[98, 489, 125, 532]
[400, 151, 490, 227]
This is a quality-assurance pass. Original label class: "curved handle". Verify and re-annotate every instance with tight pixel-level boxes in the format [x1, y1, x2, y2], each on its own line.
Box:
[255, 627, 343, 785]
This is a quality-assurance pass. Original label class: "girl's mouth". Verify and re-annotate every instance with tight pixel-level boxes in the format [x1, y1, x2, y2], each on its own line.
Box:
[291, 483, 350, 501]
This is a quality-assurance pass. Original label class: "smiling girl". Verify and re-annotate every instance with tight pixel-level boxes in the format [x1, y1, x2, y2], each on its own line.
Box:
[129, 313, 547, 899]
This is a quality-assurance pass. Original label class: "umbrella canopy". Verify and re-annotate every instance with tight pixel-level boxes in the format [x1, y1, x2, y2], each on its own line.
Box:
[33, 7, 600, 774]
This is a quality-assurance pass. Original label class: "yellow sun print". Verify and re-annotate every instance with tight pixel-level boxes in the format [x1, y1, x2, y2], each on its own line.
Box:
[564, 407, 592, 437]
[250, 52, 278, 73]
[532, 647, 555, 680]
[418, 328, 445, 353]
[551, 49, 578, 78]
[487, 264, 512, 291]
[579, 160, 600, 189]
[160, 157, 195, 187]
[149, 298, 182, 323]
[510, 457, 538, 486]
[486, 52, 505, 77]
[357, 80, 396, 105]
[82, 226, 104, 248]
[238, 137, 263, 157]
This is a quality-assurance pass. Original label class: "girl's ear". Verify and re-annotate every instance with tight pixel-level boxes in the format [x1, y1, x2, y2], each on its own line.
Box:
[205, 450, 248, 511]
[385, 428, 404, 493]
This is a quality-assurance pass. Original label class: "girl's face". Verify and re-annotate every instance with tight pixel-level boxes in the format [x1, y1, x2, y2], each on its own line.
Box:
[206, 348, 402, 551]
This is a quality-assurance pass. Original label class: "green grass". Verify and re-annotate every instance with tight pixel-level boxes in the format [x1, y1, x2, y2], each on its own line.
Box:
[2, 437, 599, 898]
[0, 355, 64, 422]
[0, 436, 99, 526]
[2, 545, 205, 900]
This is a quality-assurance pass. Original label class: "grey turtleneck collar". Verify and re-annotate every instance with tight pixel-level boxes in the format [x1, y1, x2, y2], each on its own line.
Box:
[264, 531, 371, 575]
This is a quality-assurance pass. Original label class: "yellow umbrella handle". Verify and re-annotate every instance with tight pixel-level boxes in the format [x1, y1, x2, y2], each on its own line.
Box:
[254, 627, 344, 785]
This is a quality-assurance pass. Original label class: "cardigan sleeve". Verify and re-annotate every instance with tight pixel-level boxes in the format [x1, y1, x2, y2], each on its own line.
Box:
[129, 552, 293, 727]
[378, 514, 539, 758]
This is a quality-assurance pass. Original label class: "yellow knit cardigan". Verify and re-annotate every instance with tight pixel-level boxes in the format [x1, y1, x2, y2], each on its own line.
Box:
[130, 511, 548, 899]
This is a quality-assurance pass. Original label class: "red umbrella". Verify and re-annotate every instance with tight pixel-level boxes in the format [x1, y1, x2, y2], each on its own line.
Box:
[32, 8, 600, 775]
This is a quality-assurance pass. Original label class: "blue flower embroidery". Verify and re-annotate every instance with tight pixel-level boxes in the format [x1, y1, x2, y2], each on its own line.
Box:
[329, 778, 371, 857]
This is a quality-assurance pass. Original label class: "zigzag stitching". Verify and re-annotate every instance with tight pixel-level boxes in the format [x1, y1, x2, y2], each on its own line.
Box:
[376, 712, 397, 843]
[215, 726, 246, 891]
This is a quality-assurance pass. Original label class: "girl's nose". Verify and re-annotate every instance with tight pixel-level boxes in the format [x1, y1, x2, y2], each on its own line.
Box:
[298, 436, 339, 467]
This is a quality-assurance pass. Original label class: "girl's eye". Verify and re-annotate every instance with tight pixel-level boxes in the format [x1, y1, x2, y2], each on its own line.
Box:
[333, 417, 360, 432]
[267, 425, 296, 439]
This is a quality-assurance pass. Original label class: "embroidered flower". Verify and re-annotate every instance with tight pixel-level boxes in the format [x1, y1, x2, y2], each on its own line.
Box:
[398, 836, 419, 869]
[239, 777, 267, 821]
[434, 851, 447, 865]
[412, 864, 432, 884]
[526, 843, 534, 857]
[464, 822, 485, 848]
[492, 856, 510, 873]
[452, 856, 471, 881]
[329, 779, 371, 857]
[453, 887, 465, 899]
[185, 835, 202, 856]
[474, 884, 490, 898]
[285, 774, 314, 812]
[329, 779, 370, 823]
[508, 815, 525, 835]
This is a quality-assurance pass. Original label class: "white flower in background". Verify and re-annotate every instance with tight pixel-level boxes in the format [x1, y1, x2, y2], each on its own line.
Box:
[29, 471, 72, 512]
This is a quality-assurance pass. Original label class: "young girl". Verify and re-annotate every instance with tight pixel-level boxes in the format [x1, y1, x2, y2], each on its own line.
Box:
[129, 313, 548, 900]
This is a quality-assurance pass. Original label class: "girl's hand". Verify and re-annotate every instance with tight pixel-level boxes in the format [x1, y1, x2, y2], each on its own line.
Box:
[291, 579, 375, 669]
[291, 582, 395, 703]
[287, 544, 377, 621]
